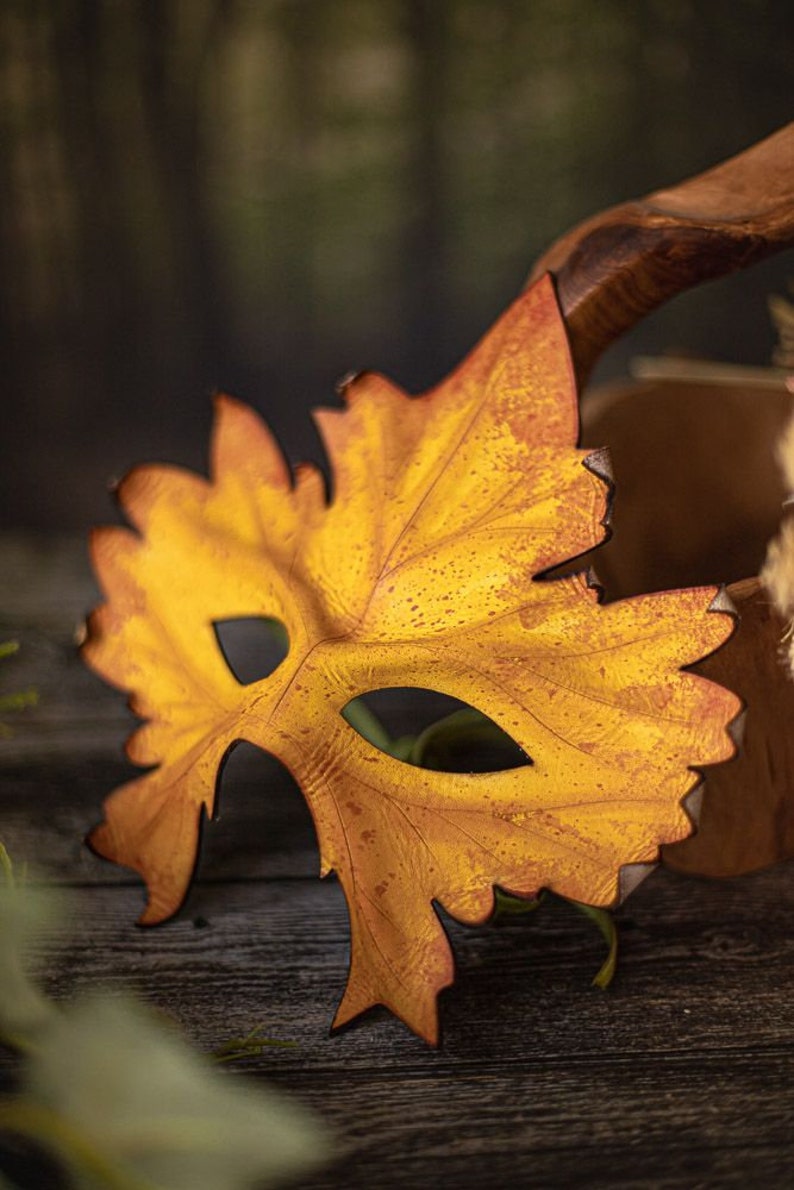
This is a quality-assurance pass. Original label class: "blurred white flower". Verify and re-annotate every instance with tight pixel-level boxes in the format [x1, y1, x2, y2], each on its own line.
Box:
[0, 880, 58, 1047]
[0, 852, 332, 1189]
[22, 995, 332, 1190]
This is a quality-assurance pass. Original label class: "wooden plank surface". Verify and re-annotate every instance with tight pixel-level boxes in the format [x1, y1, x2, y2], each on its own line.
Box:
[2, 534, 794, 1188]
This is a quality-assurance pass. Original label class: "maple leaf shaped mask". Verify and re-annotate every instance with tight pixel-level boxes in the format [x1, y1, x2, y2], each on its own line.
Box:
[85, 275, 739, 1044]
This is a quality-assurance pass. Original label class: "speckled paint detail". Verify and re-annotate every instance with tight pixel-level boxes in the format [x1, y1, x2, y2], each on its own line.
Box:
[84, 275, 740, 1045]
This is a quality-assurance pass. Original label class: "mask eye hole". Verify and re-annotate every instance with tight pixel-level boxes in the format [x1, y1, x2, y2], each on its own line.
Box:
[213, 617, 289, 685]
[342, 688, 530, 773]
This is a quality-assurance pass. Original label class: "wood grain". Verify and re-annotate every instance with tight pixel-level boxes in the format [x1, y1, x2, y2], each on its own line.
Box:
[5, 127, 794, 1187]
[3, 535, 794, 1187]
[573, 379, 794, 879]
[665, 577, 794, 877]
[578, 375, 793, 598]
[2, 868, 794, 1189]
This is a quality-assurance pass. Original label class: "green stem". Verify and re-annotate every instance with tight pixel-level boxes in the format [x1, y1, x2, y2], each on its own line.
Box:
[494, 889, 618, 987]
[0, 1100, 154, 1190]
[338, 703, 618, 989]
[341, 699, 396, 756]
[493, 888, 544, 917]
[0, 690, 38, 714]
[0, 1026, 44, 1058]
[212, 1026, 297, 1064]
[409, 708, 508, 768]
[0, 844, 14, 889]
[561, 898, 618, 989]
[342, 701, 515, 769]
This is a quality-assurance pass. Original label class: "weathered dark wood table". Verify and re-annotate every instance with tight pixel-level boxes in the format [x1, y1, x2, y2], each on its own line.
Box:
[2, 533, 793, 1188]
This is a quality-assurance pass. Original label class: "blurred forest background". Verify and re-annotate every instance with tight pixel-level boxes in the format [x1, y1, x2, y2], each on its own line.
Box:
[1, 0, 792, 529]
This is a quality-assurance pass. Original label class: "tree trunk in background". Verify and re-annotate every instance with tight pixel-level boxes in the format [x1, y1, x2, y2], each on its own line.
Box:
[139, 0, 235, 393]
[1, 0, 792, 527]
[52, 0, 143, 408]
[401, 0, 448, 382]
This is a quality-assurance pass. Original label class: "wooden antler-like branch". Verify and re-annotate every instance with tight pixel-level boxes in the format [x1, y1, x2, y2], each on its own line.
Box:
[536, 124, 794, 881]
[529, 123, 794, 384]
